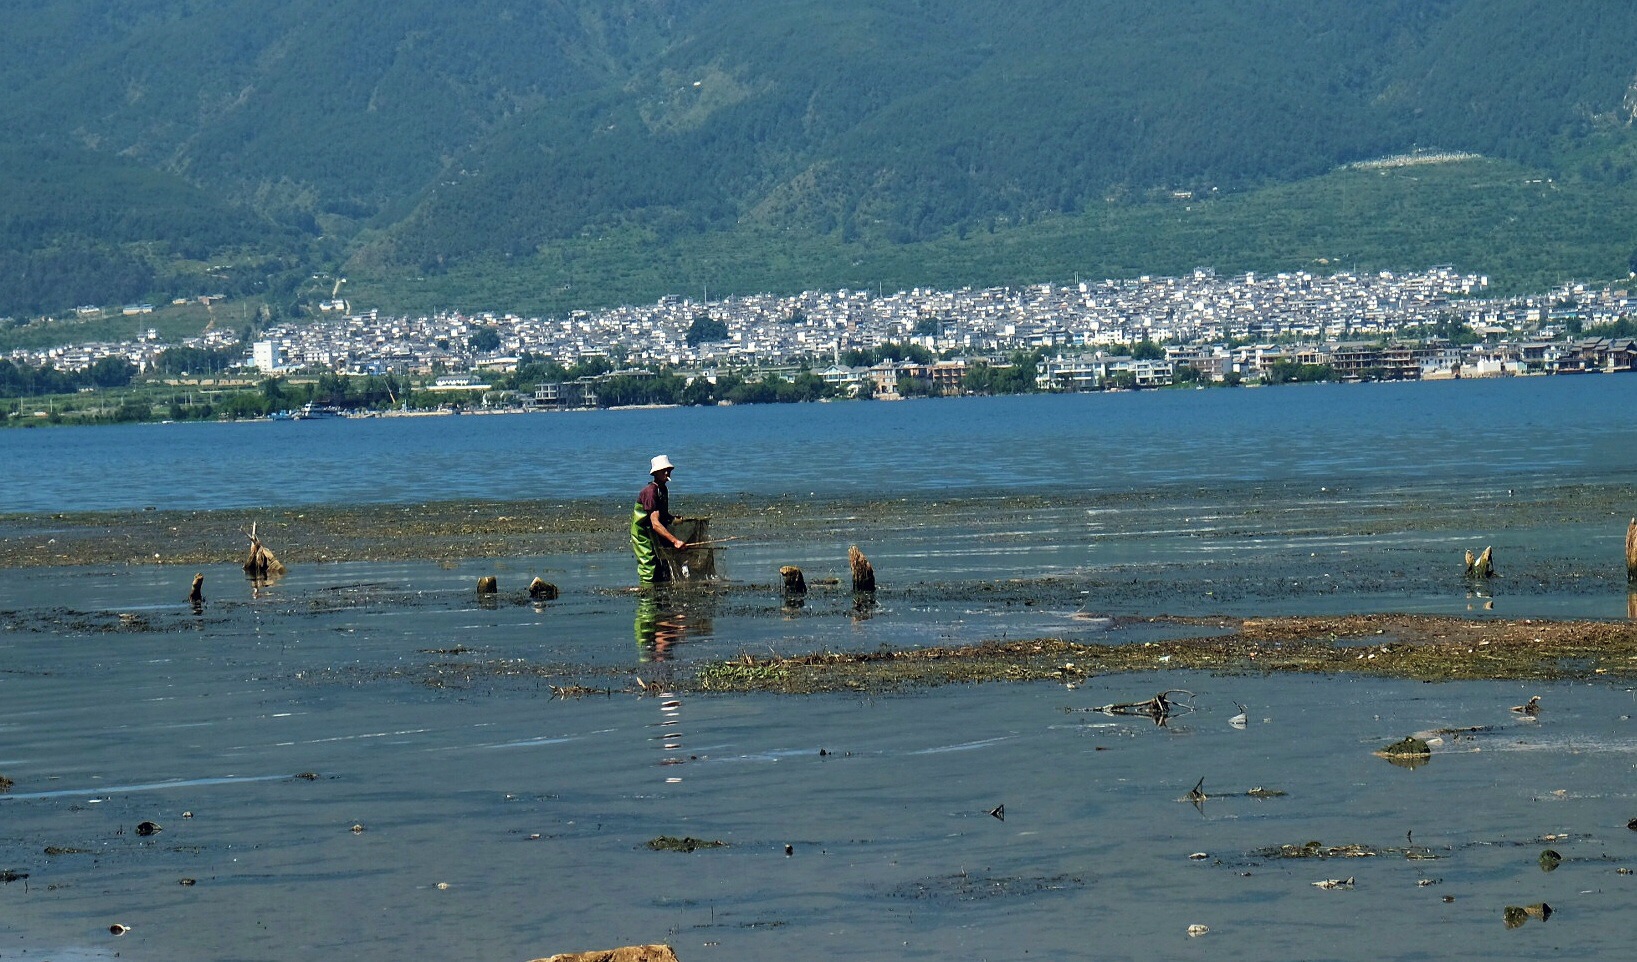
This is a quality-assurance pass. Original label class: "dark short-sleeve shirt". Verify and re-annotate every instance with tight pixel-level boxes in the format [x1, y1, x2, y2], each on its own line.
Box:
[636, 480, 671, 528]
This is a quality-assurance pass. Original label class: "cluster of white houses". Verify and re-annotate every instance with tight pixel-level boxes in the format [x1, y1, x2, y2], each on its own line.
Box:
[8, 267, 1637, 396]
[786, 336, 1637, 398]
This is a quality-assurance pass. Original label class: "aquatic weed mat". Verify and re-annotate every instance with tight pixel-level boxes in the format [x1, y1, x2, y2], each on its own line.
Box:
[688, 614, 1637, 694]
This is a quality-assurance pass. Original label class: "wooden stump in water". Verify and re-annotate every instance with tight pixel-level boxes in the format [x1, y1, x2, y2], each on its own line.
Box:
[780, 565, 806, 595]
[476, 575, 498, 595]
[529, 577, 559, 600]
[849, 546, 876, 593]
[528, 946, 679, 962]
[1464, 545, 1494, 578]
[1626, 517, 1636, 583]
[243, 523, 285, 578]
[188, 573, 204, 604]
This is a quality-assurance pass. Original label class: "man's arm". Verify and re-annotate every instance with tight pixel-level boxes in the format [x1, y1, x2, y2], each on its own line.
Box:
[649, 511, 684, 549]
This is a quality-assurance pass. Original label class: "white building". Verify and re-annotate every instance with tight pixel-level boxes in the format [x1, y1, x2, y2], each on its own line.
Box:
[252, 341, 281, 372]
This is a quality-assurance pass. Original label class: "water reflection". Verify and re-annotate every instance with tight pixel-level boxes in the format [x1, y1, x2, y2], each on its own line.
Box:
[247, 570, 284, 599]
[634, 594, 690, 662]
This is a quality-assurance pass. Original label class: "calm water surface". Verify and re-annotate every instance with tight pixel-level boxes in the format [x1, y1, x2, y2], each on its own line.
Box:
[2, 376, 1635, 513]
[3, 377, 1637, 961]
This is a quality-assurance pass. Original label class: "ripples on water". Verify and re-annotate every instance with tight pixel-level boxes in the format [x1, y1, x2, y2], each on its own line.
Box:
[3, 377, 1637, 960]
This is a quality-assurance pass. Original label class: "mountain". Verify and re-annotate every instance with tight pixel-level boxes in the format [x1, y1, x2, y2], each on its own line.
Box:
[4, 0, 1637, 319]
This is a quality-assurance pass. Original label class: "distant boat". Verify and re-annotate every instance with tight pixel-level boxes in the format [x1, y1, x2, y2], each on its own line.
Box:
[268, 410, 295, 421]
[294, 403, 343, 420]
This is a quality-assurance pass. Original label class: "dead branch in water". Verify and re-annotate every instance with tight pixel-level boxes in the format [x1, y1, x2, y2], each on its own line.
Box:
[1073, 688, 1198, 723]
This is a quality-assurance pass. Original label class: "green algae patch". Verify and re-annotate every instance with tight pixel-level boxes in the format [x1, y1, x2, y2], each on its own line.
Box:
[686, 614, 1637, 694]
[647, 836, 728, 853]
[1375, 736, 1433, 761]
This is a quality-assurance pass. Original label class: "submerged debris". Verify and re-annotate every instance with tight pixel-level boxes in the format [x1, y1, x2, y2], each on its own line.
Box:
[1179, 777, 1287, 805]
[1504, 903, 1552, 928]
[1084, 689, 1197, 724]
[549, 684, 615, 699]
[1512, 695, 1541, 715]
[647, 836, 728, 853]
[1260, 841, 1379, 860]
[1312, 877, 1355, 890]
[1375, 736, 1432, 761]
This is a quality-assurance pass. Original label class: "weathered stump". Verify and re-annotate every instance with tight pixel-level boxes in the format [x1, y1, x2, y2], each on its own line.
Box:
[529, 577, 559, 600]
[476, 575, 499, 595]
[1626, 517, 1636, 583]
[1464, 545, 1494, 578]
[528, 946, 679, 962]
[243, 523, 285, 578]
[849, 546, 876, 593]
[780, 565, 806, 595]
[188, 573, 204, 604]
[242, 521, 285, 578]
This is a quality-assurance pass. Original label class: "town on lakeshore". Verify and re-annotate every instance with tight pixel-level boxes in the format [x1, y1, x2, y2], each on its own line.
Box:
[5, 265, 1635, 420]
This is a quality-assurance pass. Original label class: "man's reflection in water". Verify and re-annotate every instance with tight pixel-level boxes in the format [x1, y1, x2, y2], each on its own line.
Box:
[634, 593, 691, 662]
[635, 592, 696, 782]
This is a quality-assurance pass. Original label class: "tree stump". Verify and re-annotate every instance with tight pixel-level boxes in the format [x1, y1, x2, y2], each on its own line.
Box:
[1464, 545, 1494, 578]
[849, 546, 876, 593]
[528, 946, 679, 962]
[476, 575, 498, 595]
[1626, 517, 1636, 583]
[780, 565, 806, 595]
[243, 522, 285, 578]
[188, 573, 204, 604]
[529, 577, 559, 600]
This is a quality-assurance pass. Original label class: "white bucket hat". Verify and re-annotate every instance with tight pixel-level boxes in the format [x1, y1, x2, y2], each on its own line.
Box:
[649, 455, 676, 475]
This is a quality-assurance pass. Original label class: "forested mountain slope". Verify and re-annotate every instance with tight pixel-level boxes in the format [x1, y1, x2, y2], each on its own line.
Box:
[5, 0, 1637, 317]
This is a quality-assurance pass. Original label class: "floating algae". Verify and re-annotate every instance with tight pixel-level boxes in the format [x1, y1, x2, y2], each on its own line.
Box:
[647, 836, 728, 853]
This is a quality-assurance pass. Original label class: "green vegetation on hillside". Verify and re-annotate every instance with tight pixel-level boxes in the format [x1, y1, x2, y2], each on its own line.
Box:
[5, 1, 1637, 317]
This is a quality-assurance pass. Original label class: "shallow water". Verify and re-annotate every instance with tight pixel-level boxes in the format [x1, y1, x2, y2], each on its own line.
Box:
[4, 543, 1637, 962]
[4, 379, 1637, 960]
[5, 612, 1637, 961]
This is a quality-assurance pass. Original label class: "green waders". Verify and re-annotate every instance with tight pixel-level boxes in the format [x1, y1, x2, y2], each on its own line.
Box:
[631, 503, 659, 584]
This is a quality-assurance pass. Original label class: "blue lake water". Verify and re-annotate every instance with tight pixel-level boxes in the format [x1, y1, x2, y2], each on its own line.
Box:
[3, 376, 1635, 513]
[3, 376, 1637, 961]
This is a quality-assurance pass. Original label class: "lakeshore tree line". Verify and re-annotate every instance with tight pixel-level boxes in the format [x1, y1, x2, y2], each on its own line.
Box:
[7, 315, 1637, 426]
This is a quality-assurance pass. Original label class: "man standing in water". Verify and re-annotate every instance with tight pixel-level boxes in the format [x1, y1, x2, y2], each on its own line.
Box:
[631, 455, 686, 585]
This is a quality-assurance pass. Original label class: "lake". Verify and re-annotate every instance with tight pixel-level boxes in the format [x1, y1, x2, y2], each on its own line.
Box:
[2, 377, 1637, 961]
